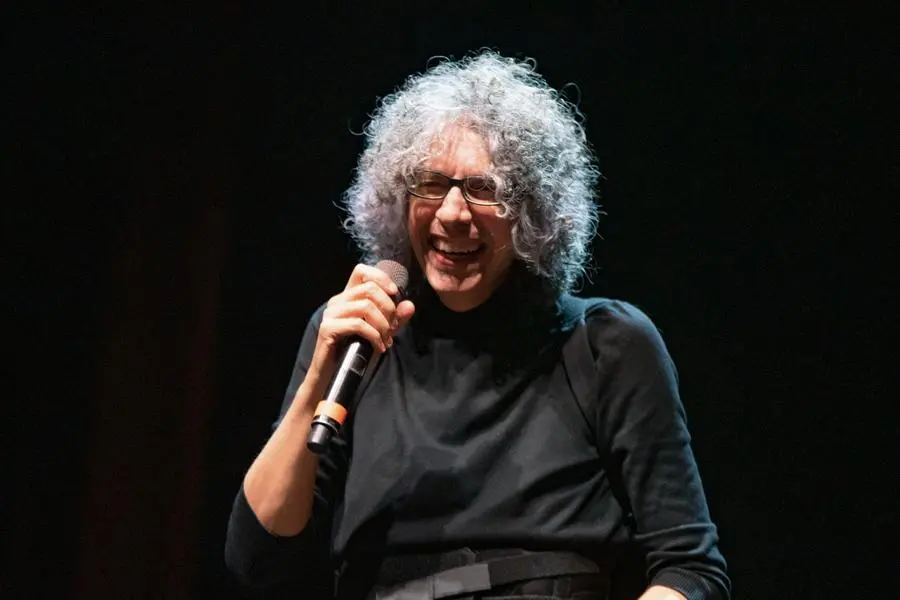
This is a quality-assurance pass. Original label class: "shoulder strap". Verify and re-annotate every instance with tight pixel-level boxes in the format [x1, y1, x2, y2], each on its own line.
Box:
[559, 296, 637, 537]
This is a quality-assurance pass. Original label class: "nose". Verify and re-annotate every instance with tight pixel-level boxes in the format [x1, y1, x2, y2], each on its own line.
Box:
[434, 184, 473, 226]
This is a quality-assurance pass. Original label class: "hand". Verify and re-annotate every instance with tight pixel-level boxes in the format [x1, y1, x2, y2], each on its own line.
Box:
[308, 263, 416, 386]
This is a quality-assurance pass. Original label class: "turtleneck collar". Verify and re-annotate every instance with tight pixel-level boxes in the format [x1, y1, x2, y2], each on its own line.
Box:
[406, 262, 567, 355]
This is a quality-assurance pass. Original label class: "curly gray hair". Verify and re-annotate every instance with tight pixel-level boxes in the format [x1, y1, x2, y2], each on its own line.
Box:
[342, 50, 601, 294]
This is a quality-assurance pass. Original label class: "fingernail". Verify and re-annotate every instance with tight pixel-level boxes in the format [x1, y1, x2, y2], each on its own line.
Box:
[386, 337, 393, 348]
[391, 318, 399, 330]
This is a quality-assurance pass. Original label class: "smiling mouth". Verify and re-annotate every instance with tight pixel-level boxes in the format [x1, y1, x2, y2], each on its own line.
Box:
[429, 237, 486, 259]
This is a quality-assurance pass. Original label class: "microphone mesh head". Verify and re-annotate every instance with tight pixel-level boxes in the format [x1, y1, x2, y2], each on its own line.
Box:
[375, 259, 409, 293]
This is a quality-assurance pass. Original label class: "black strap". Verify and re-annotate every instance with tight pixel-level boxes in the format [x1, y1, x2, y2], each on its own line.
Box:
[373, 552, 601, 600]
[487, 552, 602, 586]
[559, 296, 637, 537]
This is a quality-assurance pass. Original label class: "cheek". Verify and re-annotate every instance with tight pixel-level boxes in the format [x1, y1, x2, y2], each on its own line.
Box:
[411, 202, 436, 226]
[407, 208, 428, 243]
[488, 218, 514, 255]
[495, 243, 516, 271]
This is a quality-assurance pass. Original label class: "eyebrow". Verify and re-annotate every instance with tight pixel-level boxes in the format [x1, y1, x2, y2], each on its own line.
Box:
[420, 170, 488, 178]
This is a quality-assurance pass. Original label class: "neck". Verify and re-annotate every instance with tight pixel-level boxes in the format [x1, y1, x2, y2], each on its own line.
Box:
[411, 263, 560, 337]
[434, 283, 501, 313]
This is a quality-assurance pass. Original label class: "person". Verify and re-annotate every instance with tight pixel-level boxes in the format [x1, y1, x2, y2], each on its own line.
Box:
[225, 51, 730, 600]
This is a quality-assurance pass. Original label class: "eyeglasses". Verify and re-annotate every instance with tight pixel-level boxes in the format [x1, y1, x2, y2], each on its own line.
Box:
[406, 170, 501, 206]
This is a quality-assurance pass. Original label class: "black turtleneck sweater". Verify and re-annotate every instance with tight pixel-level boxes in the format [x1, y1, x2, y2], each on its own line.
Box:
[225, 274, 730, 599]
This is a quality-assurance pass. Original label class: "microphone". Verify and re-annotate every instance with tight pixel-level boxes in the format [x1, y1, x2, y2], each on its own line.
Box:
[306, 259, 409, 454]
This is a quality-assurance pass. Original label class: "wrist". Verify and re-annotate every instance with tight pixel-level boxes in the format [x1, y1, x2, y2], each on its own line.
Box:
[286, 380, 322, 421]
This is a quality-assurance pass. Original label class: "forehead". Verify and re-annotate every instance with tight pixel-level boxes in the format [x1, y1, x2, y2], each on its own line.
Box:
[423, 125, 492, 175]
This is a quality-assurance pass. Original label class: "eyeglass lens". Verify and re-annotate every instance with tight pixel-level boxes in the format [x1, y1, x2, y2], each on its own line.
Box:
[410, 171, 496, 202]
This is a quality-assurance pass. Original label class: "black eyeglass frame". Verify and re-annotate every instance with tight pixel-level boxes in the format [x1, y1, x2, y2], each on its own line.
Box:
[406, 170, 502, 207]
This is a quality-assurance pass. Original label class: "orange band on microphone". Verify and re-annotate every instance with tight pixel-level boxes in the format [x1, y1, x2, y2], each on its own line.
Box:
[314, 401, 348, 425]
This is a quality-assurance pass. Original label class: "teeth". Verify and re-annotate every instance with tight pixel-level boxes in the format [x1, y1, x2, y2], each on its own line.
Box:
[433, 239, 481, 254]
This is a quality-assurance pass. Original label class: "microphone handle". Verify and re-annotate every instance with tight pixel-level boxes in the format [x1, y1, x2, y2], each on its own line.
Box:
[306, 337, 374, 454]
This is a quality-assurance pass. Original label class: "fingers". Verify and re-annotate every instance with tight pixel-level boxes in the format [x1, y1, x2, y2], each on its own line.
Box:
[319, 308, 389, 353]
[345, 263, 400, 297]
[337, 280, 397, 322]
[318, 264, 416, 362]
[333, 298, 392, 344]
[319, 263, 411, 355]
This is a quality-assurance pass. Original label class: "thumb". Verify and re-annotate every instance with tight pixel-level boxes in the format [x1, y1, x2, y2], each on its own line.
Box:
[395, 300, 416, 327]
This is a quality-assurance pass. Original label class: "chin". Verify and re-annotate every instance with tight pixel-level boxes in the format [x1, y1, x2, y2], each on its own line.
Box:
[425, 265, 483, 292]
[424, 269, 496, 311]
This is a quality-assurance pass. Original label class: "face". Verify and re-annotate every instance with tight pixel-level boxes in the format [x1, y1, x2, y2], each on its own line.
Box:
[407, 125, 515, 312]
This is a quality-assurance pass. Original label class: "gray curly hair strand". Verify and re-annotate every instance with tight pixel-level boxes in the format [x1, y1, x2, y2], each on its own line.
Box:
[341, 50, 601, 295]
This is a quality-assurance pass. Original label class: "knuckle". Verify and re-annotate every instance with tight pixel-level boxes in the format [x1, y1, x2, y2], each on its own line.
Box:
[324, 301, 346, 320]
[372, 303, 387, 321]
[379, 286, 395, 305]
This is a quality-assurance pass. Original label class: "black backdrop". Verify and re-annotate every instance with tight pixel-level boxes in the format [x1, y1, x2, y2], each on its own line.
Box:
[6, 3, 896, 599]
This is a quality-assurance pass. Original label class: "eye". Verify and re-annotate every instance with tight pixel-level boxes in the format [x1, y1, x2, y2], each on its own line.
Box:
[464, 176, 496, 200]
[410, 172, 449, 198]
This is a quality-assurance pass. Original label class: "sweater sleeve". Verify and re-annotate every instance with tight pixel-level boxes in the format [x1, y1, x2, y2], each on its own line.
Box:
[224, 305, 349, 597]
[591, 301, 731, 600]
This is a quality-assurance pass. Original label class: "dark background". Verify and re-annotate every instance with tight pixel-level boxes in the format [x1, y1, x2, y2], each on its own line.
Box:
[6, 3, 897, 599]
